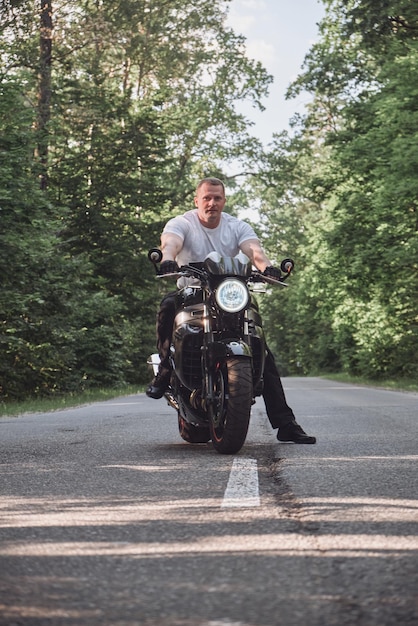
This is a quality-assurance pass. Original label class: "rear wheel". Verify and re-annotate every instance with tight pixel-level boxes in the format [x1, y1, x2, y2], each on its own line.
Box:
[178, 415, 211, 444]
[210, 358, 253, 455]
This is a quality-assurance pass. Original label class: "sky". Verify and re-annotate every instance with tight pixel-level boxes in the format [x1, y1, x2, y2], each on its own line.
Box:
[226, 0, 326, 145]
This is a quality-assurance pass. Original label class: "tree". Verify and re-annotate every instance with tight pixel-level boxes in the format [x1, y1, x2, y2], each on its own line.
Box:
[266, 0, 417, 379]
[38, 0, 52, 189]
[0, 0, 275, 398]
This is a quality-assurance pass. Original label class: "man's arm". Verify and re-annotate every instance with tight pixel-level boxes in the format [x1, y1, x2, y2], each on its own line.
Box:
[239, 238, 272, 272]
[160, 232, 183, 262]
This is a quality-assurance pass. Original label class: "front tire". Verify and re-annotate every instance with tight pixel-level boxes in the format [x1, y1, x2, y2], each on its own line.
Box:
[210, 358, 253, 455]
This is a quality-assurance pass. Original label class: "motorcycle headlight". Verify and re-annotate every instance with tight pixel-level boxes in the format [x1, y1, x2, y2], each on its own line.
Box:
[215, 279, 249, 313]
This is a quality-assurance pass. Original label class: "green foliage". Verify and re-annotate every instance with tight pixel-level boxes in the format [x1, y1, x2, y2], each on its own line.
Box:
[0, 79, 60, 397]
[2, 0, 417, 397]
[0, 0, 272, 399]
[254, 0, 418, 382]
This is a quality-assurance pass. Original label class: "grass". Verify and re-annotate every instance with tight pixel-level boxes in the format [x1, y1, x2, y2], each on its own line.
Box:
[320, 372, 418, 393]
[0, 385, 145, 418]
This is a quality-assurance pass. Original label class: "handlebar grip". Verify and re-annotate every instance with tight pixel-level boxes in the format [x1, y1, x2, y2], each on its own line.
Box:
[280, 258, 294, 274]
[148, 248, 163, 264]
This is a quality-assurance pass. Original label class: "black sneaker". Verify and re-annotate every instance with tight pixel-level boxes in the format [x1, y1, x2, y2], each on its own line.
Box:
[277, 422, 316, 444]
[146, 370, 171, 399]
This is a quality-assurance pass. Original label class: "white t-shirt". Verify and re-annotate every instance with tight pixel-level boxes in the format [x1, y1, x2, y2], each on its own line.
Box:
[163, 209, 258, 267]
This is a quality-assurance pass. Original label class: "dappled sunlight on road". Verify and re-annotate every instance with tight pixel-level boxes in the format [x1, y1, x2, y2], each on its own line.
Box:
[298, 496, 418, 523]
[1, 534, 418, 559]
[1, 490, 417, 559]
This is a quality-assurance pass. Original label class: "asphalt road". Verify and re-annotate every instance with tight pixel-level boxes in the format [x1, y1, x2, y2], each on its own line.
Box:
[0, 377, 417, 626]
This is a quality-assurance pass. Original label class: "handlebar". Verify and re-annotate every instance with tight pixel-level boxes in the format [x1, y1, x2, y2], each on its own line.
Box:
[147, 249, 291, 285]
[154, 267, 287, 287]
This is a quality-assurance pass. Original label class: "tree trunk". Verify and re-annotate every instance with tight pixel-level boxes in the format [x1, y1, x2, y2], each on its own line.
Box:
[38, 0, 52, 190]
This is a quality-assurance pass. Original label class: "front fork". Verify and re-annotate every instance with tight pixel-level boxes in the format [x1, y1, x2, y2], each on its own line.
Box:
[202, 303, 215, 406]
[201, 306, 252, 408]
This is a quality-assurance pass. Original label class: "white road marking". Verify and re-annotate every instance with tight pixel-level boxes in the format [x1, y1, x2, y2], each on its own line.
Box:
[221, 457, 260, 508]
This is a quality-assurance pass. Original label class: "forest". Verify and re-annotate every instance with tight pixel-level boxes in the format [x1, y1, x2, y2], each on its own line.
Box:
[1, 0, 417, 401]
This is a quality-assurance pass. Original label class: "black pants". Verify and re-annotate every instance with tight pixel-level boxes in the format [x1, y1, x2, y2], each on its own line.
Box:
[156, 292, 295, 429]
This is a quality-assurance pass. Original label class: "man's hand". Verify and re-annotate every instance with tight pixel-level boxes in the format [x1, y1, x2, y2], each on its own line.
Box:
[263, 266, 282, 281]
[158, 260, 180, 275]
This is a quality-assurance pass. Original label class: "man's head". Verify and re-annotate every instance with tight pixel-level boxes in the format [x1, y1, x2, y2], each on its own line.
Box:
[194, 178, 226, 229]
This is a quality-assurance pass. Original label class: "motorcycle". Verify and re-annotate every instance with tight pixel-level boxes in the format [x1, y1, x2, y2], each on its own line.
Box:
[147, 248, 293, 455]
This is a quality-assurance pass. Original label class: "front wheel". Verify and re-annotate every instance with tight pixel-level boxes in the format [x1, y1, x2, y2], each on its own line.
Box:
[210, 358, 253, 455]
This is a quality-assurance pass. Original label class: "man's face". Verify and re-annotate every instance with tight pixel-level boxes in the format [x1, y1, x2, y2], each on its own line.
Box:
[194, 183, 226, 228]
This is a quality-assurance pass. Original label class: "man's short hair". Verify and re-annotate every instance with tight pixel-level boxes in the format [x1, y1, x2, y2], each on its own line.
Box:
[196, 177, 225, 194]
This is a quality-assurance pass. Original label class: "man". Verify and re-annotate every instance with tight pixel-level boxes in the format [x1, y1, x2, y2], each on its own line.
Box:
[146, 177, 316, 444]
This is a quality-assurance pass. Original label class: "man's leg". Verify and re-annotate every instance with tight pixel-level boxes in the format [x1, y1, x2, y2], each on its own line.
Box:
[146, 292, 176, 399]
[262, 347, 316, 444]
